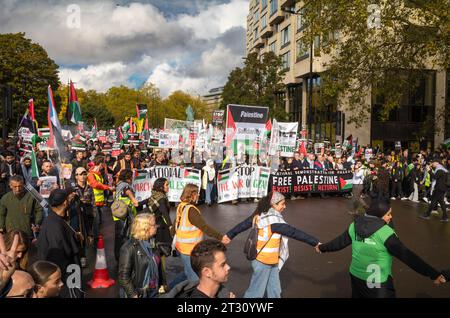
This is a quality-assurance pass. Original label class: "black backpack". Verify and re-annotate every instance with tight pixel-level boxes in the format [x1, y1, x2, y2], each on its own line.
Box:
[243, 215, 272, 261]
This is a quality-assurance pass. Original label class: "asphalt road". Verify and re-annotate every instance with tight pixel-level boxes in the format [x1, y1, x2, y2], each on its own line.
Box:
[84, 196, 450, 298]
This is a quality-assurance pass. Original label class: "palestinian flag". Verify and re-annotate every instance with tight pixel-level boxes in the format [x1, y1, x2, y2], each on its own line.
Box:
[47, 85, 64, 150]
[133, 170, 148, 181]
[224, 108, 236, 148]
[71, 138, 87, 151]
[30, 149, 39, 178]
[91, 118, 98, 140]
[183, 169, 200, 182]
[142, 116, 150, 140]
[339, 177, 353, 190]
[67, 80, 82, 124]
[218, 170, 230, 182]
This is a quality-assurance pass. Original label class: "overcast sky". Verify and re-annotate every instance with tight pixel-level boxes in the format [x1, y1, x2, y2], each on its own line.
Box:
[1, 0, 249, 97]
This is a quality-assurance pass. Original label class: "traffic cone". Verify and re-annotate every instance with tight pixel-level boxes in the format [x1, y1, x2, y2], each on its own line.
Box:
[88, 234, 115, 289]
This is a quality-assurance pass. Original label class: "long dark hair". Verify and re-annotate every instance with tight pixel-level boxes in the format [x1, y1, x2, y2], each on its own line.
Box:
[152, 178, 168, 193]
[29, 261, 60, 287]
[252, 192, 273, 217]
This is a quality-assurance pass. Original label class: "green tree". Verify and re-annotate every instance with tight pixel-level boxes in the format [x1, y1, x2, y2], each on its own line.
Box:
[138, 82, 164, 128]
[299, 0, 449, 126]
[0, 33, 60, 129]
[221, 52, 288, 121]
[82, 100, 115, 129]
[104, 85, 140, 125]
[163, 91, 210, 123]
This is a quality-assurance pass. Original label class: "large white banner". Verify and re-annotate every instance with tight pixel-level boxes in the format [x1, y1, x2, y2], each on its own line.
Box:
[217, 165, 271, 203]
[133, 166, 201, 202]
[269, 120, 298, 157]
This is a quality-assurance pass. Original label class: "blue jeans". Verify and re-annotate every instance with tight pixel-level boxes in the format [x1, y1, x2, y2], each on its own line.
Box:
[244, 260, 281, 298]
[205, 182, 214, 204]
[180, 253, 199, 282]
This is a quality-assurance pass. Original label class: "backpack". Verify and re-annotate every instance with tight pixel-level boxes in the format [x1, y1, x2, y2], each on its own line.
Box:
[111, 182, 130, 219]
[243, 215, 272, 261]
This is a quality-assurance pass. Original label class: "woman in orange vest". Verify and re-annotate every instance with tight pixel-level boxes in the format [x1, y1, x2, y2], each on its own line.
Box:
[225, 192, 320, 298]
[173, 184, 230, 282]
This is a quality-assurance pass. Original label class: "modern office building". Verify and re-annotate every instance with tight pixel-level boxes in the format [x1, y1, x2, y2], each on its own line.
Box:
[246, 0, 449, 150]
[202, 87, 224, 113]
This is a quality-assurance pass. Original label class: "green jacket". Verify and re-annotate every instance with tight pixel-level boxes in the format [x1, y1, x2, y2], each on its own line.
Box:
[0, 191, 43, 237]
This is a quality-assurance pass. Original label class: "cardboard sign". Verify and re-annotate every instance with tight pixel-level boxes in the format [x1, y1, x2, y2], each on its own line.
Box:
[39, 176, 58, 198]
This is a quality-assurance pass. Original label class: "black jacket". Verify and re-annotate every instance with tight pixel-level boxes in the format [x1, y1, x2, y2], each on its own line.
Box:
[319, 215, 441, 281]
[118, 238, 163, 298]
[36, 209, 80, 280]
[161, 280, 231, 298]
[431, 168, 448, 192]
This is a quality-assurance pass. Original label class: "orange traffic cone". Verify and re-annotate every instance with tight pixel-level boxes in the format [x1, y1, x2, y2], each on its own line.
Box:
[88, 234, 115, 289]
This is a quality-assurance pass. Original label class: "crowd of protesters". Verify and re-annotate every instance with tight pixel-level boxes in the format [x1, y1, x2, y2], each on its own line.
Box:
[0, 133, 449, 299]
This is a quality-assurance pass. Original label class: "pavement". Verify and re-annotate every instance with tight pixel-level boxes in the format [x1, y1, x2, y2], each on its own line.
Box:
[79, 197, 450, 298]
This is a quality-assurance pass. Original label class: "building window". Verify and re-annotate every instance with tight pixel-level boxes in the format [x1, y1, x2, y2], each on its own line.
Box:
[270, 0, 278, 16]
[269, 41, 277, 53]
[253, 27, 259, 41]
[261, 14, 267, 29]
[281, 51, 290, 71]
[261, 0, 268, 9]
[296, 39, 309, 61]
[296, 8, 307, 31]
[281, 25, 290, 47]
[288, 84, 302, 124]
[254, 11, 259, 22]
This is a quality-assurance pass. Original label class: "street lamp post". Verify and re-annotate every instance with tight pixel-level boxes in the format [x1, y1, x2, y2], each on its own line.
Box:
[281, 6, 314, 141]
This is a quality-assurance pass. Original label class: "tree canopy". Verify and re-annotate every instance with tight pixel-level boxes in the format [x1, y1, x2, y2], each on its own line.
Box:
[221, 52, 289, 121]
[298, 0, 449, 126]
[0, 33, 60, 127]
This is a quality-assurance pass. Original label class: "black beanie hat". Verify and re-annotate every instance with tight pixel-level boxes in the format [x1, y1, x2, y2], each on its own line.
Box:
[366, 194, 391, 218]
[48, 189, 70, 207]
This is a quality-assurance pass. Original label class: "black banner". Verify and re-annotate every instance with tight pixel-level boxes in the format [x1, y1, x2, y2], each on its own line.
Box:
[270, 169, 354, 194]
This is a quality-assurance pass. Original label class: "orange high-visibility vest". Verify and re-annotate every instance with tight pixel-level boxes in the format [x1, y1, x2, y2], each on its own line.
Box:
[256, 224, 281, 265]
[175, 202, 204, 256]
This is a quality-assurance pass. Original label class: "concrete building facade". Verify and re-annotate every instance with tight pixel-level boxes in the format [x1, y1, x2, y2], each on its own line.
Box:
[246, 0, 449, 150]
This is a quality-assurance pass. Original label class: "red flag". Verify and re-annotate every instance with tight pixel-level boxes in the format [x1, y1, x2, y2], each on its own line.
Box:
[129, 117, 136, 134]
[299, 141, 308, 156]
[265, 119, 272, 131]
[225, 109, 236, 147]
[144, 115, 149, 131]
[28, 99, 35, 121]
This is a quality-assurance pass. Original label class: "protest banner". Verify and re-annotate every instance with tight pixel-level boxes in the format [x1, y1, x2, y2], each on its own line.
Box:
[61, 163, 73, 180]
[158, 132, 180, 149]
[98, 130, 107, 143]
[39, 176, 57, 198]
[111, 143, 122, 157]
[217, 165, 271, 203]
[133, 170, 154, 202]
[269, 120, 298, 157]
[365, 148, 373, 160]
[212, 110, 225, 126]
[225, 104, 270, 156]
[271, 169, 353, 194]
[132, 166, 201, 202]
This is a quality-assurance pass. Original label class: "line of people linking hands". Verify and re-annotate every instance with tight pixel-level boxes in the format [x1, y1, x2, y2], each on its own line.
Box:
[3, 176, 449, 298]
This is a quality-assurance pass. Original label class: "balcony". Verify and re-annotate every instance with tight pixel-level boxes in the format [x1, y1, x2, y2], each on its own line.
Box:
[280, 0, 296, 9]
[269, 10, 285, 26]
[253, 37, 265, 49]
[260, 26, 273, 39]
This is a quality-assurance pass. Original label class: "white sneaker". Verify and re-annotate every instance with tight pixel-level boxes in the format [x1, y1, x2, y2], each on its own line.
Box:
[253, 198, 259, 203]
[412, 200, 420, 203]
[401, 197, 408, 200]
[390, 197, 396, 200]
[431, 210, 439, 215]
[422, 197, 429, 203]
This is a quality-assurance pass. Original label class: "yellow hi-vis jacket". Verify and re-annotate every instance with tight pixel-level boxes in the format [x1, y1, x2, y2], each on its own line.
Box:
[92, 173, 105, 206]
[256, 223, 281, 265]
[174, 202, 204, 255]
